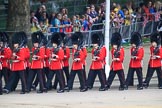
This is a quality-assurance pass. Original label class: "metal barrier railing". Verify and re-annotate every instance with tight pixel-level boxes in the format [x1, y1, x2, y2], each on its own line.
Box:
[1, 20, 160, 49]
[33, 20, 160, 48]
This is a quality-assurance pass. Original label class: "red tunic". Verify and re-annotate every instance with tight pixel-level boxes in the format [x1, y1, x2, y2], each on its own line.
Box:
[71, 48, 84, 70]
[24, 47, 30, 68]
[63, 47, 70, 67]
[0, 47, 12, 68]
[102, 45, 107, 65]
[81, 47, 87, 66]
[11, 48, 25, 71]
[30, 47, 45, 69]
[90, 48, 104, 70]
[149, 46, 162, 68]
[44, 47, 51, 68]
[49, 47, 64, 70]
[110, 47, 124, 71]
[129, 46, 144, 68]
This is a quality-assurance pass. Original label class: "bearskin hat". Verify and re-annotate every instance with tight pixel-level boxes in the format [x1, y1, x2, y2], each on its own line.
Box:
[32, 31, 46, 45]
[2, 32, 9, 43]
[59, 32, 68, 45]
[0, 32, 5, 42]
[91, 33, 104, 46]
[150, 32, 161, 45]
[51, 32, 62, 46]
[71, 32, 83, 45]
[111, 32, 122, 47]
[0, 32, 9, 43]
[12, 32, 24, 45]
[20, 31, 28, 46]
[130, 32, 142, 46]
[91, 33, 99, 44]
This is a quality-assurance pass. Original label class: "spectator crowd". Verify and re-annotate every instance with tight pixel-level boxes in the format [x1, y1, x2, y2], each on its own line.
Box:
[110, 1, 162, 28]
[30, 1, 162, 33]
[30, 3, 105, 33]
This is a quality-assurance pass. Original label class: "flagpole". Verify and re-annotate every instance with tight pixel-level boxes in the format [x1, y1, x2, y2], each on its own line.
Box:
[105, 0, 110, 78]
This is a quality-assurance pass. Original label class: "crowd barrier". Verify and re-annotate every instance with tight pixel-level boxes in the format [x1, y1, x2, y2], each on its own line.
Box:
[2, 20, 160, 49]
[44, 20, 159, 48]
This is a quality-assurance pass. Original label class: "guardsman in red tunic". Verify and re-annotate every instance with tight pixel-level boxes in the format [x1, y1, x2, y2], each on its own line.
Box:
[43, 45, 51, 86]
[32, 40, 49, 90]
[125, 32, 144, 90]
[31, 43, 51, 90]
[24, 45, 30, 84]
[87, 33, 106, 91]
[81, 45, 87, 83]
[53, 33, 70, 89]
[106, 32, 125, 91]
[26, 32, 46, 93]
[0, 32, 6, 95]
[101, 45, 107, 84]
[76, 32, 87, 84]
[0, 63, 1, 95]
[143, 32, 162, 89]
[0, 32, 11, 92]
[20, 32, 30, 86]
[62, 37, 70, 86]
[46, 33, 65, 93]
[10, 32, 30, 92]
[10, 44, 30, 92]
[3, 32, 26, 94]
[65, 32, 87, 92]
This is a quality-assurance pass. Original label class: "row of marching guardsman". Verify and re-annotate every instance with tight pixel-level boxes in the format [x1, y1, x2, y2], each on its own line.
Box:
[0, 31, 104, 94]
[0, 30, 162, 95]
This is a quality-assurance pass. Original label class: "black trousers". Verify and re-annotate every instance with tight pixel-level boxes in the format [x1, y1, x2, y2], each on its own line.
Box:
[87, 67, 107, 88]
[83, 65, 87, 84]
[11, 68, 29, 91]
[126, 67, 143, 87]
[63, 66, 70, 83]
[27, 69, 45, 91]
[159, 31, 162, 46]
[87, 69, 106, 88]
[107, 69, 125, 88]
[1, 67, 10, 86]
[128, 72, 134, 86]
[87, 69, 94, 88]
[24, 67, 29, 85]
[5, 70, 26, 92]
[144, 66, 162, 87]
[11, 74, 19, 91]
[46, 69, 65, 90]
[44, 67, 50, 80]
[33, 67, 48, 88]
[67, 69, 86, 89]
[103, 66, 107, 83]
[53, 66, 69, 88]
[0, 70, 2, 93]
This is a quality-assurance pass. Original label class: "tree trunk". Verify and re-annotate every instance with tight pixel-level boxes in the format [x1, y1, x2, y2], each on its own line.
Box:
[7, 0, 30, 33]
